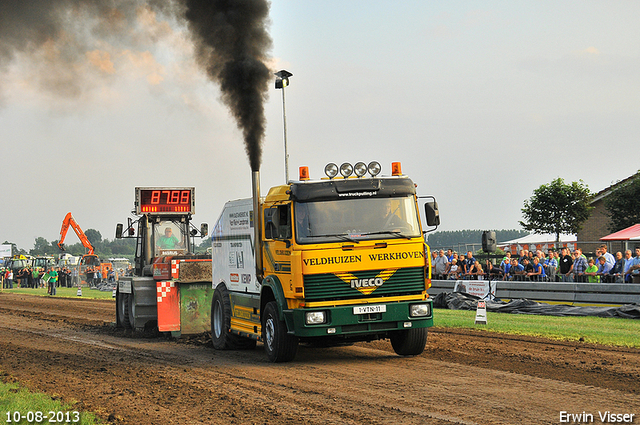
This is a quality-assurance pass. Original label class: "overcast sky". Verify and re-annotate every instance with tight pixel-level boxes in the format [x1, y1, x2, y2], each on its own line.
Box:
[1, 1, 639, 252]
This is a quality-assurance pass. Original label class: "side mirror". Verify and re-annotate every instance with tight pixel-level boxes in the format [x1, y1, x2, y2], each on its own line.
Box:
[200, 223, 209, 237]
[424, 201, 440, 227]
[115, 223, 123, 239]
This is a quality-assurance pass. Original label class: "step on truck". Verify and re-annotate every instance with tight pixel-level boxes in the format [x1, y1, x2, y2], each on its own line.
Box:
[211, 161, 440, 362]
[114, 187, 210, 335]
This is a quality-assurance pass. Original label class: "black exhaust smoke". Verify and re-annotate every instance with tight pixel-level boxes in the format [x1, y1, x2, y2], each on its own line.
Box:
[0, 0, 273, 171]
[183, 0, 272, 172]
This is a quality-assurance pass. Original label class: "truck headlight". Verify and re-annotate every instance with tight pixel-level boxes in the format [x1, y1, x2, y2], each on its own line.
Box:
[410, 303, 430, 317]
[305, 311, 327, 325]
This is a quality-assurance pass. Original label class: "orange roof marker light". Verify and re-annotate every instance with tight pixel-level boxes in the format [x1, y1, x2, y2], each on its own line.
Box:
[299, 166, 310, 181]
[392, 162, 402, 176]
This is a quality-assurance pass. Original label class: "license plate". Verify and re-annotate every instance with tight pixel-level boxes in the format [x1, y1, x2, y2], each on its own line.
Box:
[353, 305, 386, 315]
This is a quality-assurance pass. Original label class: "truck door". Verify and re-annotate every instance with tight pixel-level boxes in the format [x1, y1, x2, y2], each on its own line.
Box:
[263, 204, 293, 292]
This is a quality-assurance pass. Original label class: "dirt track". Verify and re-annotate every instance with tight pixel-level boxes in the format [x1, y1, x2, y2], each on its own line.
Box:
[0, 292, 638, 424]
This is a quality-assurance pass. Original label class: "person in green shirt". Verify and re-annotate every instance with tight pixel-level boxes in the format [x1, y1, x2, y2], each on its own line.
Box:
[157, 227, 180, 250]
[45, 268, 59, 295]
[584, 259, 599, 283]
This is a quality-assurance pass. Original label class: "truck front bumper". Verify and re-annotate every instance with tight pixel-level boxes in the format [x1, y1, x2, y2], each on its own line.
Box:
[285, 299, 433, 338]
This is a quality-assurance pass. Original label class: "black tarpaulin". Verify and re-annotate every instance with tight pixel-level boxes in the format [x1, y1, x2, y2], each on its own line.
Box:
[433, 292, 640, 319]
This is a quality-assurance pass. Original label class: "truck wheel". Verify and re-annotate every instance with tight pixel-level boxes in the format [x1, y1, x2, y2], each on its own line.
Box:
[211, 285, 256, 350]
[262, 301, 298, 362]
[390, 328, 428, 356]
[116, 290, 131, 329]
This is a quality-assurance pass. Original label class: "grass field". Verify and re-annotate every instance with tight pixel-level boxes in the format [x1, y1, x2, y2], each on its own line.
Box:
[434, 307, 640, 348]
[0, 286, 115, 300]
[0, 381, 103, 425]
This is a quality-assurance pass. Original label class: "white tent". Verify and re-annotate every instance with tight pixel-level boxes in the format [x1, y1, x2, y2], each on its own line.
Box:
[499, 233, 576, 253]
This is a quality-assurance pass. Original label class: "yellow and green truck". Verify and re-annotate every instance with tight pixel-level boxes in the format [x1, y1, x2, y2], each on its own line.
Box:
[211, 161, 440, 362]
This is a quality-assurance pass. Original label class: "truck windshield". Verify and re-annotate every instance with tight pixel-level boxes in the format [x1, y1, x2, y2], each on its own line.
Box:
[294, 195, 421, 244]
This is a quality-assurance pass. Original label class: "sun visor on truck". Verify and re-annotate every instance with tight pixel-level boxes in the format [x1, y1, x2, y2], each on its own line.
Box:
[290, 177, 416, 202]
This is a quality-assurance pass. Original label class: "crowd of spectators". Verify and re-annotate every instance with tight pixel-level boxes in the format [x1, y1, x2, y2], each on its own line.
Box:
[1, 265, 78, 291]
[431, 244, 640, 284]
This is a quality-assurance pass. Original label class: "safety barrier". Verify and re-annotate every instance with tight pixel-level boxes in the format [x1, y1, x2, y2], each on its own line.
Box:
[428, 279, 640, 306]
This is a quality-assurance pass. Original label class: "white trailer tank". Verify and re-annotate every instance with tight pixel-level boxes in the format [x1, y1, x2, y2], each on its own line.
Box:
[211, 198, 260, 294]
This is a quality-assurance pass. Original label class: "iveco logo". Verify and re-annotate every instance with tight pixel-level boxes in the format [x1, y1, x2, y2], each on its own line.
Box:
[350, 277, 383, 289]
[336, 269, 398, 296]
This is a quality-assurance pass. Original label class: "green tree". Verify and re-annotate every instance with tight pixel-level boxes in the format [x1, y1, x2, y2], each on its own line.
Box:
[30, 237, 51, 256]
[520, 178, 593, 247]
[84, 229, 102, 247]
[604, 171, 640, 232]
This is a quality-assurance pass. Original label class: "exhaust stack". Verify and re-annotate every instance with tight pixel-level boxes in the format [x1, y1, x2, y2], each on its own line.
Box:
[252, 171, 264, 282]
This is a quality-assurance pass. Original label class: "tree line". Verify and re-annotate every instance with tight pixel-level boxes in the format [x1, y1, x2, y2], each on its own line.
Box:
[426, 229, 528, 249]
[4, 230, 210, 260]
[4, 230, 136, 259]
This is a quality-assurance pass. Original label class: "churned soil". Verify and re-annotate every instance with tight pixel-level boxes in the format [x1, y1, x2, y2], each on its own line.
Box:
[0, 292, 638, 425]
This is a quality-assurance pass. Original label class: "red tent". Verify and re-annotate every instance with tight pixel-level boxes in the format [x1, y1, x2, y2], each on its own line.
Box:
[600, 224, 640, 241]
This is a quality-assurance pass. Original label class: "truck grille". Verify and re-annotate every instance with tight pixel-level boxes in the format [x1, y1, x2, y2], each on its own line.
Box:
[303, 267, 425, 301]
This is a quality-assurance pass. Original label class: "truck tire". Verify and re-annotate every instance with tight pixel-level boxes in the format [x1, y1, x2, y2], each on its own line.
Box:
[262, 301, 298, 362]
[116, 290, 131, 329]
[211, 285, 256, 350]
[390, 328, 428, 356]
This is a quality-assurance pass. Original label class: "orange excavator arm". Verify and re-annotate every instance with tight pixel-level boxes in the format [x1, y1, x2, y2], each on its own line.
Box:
[58, 212, 94, 255]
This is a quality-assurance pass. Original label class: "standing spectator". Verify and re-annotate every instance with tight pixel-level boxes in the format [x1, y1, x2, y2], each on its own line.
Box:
[463, 251, 476, 275]
[527, 257, 546, 281]
[572, 250, 588, 283]
[598, 244, 616, 269]
[522, 257, 534, 276]
[623, 250, 634, 283]
[625, 247, 640, 283]
[559, 248, 574, 282]
[467, 261, 484, 280]
[609, 252, 625, 283]
[545, 250, 558, 280]
[446, 249, 454, 262]
[25, 266, 34, 289]
[500, 256, 511, 272]
[432, 250, 449, 280]
[507, 259, 525, 281]
[72, 267, 79, 287]
[599, 244, 616, 270]
[502, 257, 512, 275]
[596, 256, 613, 282]
[5, 269, 13, 289]
[446, 259, 460, 280]
[31, 268, 40, 288]
[584, 259, 599, 283]
[594, 247, 602, 261]
[485, 259, 503, 279]
[44, 267, 59, 295]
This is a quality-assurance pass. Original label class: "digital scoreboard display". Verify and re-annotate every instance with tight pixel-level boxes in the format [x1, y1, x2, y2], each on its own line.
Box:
[135, 187, 195, 214]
